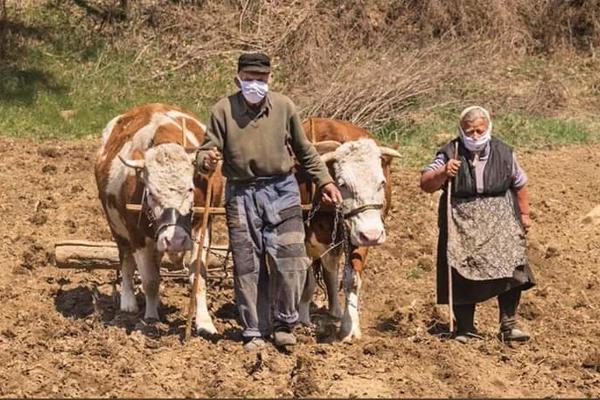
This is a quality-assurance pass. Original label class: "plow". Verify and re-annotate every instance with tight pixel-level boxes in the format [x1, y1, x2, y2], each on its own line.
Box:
[51, 117, 343, 340]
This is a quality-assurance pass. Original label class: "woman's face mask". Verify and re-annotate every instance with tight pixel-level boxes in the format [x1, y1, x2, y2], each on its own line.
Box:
[459, 118, 491, 152]
[237, 75, 268, 104]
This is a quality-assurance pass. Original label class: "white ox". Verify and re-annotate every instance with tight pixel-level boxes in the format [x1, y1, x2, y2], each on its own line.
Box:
[94, 103, 221, 334]
[298, 118, 399, 341]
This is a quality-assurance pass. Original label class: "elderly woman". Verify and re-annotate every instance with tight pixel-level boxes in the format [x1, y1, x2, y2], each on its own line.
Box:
[420, 106, 535, 343]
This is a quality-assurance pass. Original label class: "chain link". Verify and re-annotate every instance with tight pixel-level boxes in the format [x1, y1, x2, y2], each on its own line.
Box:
[305, 196, 321, 226]
[306, 199, 351, 274]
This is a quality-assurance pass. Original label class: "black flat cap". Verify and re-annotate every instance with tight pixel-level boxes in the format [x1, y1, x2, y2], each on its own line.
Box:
[238, 52, 271, 73]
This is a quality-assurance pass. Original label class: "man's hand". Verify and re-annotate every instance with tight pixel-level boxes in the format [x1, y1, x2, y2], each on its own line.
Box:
[202, 147, 221, 172]
[445, 159, 461, 178]
[521, 213, 532, 232]
[321, 182, 342, 206]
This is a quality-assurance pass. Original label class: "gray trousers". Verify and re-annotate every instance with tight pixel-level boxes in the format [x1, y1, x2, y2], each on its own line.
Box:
[225, 173, 310, 339]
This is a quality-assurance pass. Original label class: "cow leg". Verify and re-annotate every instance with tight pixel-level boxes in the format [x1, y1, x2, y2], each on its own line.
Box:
[322, 252, 343, 320]
[298, 260, 317, 326]
[189, 224, 217, 335]
[119, 244, 139, 313]
[339, 267, 362, 341]
[339, 247, 368, 342]
[133, 242, 160, 321]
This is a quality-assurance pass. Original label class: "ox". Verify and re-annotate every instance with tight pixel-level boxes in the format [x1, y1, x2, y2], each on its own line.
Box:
[94, 103, 222, 334]
[297, 118, 400, 342]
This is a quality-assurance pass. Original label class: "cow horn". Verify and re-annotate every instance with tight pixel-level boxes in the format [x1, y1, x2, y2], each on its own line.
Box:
[320, 151, 337, 164]
[313, 140, 342, 155]
[379, 146, 401, 159]
[118, 155, 145, 169]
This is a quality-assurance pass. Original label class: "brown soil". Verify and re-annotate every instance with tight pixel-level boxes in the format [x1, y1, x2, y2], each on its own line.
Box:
[0, 137, 599, 397]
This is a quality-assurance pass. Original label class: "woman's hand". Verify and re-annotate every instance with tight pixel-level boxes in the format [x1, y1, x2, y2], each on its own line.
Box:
[445, 159, 461, 178]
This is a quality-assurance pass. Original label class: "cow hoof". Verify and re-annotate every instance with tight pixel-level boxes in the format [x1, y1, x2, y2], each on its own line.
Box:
[120, 295, 139, 313]
[196, 320, 218, 336]
[339, 327, 362, 342]
[339, 313, 361, 342]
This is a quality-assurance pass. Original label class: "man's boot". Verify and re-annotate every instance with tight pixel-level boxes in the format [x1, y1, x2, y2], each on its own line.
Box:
[273, 323, 297, 347]
[243, 337, 267, 352]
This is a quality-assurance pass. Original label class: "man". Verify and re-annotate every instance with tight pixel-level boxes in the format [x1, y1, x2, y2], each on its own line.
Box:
[420, 106, 535, 344]
[196, 53, 342, 351]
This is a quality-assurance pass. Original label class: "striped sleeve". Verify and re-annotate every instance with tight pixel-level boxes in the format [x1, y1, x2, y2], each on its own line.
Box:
[511, 152, 528, 189]
[422, 152, 448, 173]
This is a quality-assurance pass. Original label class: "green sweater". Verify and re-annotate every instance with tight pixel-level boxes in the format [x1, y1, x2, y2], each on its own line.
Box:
[196, 91, 333, 187]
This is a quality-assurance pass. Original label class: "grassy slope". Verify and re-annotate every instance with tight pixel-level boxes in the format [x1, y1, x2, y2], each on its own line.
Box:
[1, 3, 598, 167]
[0, 5, 233, 138]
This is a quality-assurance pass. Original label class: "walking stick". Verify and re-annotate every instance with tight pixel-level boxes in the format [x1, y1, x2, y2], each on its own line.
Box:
[185, 162, 219, 341]
[447, 141, 459, 334]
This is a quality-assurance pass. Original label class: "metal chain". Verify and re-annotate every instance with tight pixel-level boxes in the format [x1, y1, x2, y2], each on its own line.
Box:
[305, 195, 321, 227]
[330, 203, 342, 246]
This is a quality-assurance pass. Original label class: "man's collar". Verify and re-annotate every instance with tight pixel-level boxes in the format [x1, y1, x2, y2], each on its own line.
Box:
[237, 91, 272, 117]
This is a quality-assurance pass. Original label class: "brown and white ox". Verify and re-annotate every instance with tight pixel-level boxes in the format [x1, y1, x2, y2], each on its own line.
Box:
[297, 118, 399, 342]
[94, 103, 223, 335]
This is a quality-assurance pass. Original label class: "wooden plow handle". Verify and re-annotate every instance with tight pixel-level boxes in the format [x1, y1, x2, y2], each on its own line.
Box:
[185, 165, 219, 341]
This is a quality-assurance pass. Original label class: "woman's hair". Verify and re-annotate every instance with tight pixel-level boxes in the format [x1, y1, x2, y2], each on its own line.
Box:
[460, 106, 490, 125]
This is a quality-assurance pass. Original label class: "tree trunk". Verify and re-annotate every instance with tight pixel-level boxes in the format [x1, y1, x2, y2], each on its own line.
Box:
[54, 240, 231, 270]
[55, 240, 120, 269]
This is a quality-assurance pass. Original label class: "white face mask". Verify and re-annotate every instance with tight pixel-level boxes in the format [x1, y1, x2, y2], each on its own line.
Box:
[237, 76, 268, 104]
[459, 126, 491, 152]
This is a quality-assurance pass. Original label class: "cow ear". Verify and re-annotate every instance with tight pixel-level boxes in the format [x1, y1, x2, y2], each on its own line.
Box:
[379, 146, 401, 159]
[313, 140, 341, 155]
[118, 155, 145, 170]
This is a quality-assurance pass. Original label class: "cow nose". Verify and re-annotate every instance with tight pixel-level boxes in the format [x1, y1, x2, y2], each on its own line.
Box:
[358, 230, 383, 244]
[164, 236, 191, 252]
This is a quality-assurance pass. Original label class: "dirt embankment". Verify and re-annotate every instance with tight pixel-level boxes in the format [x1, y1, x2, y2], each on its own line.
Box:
[0, 137, 598, 397]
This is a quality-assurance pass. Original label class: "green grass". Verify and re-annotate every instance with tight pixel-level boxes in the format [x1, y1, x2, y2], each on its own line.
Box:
[0, 4, 232, 139]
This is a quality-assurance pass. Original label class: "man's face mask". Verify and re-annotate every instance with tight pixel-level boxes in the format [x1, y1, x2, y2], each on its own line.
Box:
[237, 75, 268, 104]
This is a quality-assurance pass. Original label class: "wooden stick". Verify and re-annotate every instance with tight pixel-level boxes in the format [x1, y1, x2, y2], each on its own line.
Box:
[185, 166, 218, 341]
[447, 141, 459, 334]
[309, 117, 317, 202]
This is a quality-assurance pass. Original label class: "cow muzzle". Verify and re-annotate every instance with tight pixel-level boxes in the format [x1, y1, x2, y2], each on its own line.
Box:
[155, 208, 193, 253]
[347, 209, 386, 247]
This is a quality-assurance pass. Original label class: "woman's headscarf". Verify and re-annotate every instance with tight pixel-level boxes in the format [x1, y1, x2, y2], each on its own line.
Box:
[458, 106, 492, 152]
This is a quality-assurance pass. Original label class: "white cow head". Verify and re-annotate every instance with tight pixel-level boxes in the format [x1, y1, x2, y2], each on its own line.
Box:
[120, 143, 195, 253]
[318, 139, 400, 247]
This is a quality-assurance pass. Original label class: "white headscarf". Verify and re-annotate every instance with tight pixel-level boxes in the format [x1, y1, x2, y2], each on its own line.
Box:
[458, 106, 492, 152]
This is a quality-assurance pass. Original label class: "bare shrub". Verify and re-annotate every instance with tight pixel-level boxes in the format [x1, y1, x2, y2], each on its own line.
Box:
[302, 44, 453, 126]
[29, 0, 600, 123]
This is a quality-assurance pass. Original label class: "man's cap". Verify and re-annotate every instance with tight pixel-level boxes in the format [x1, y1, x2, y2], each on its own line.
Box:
[238, 52, 271, 73]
